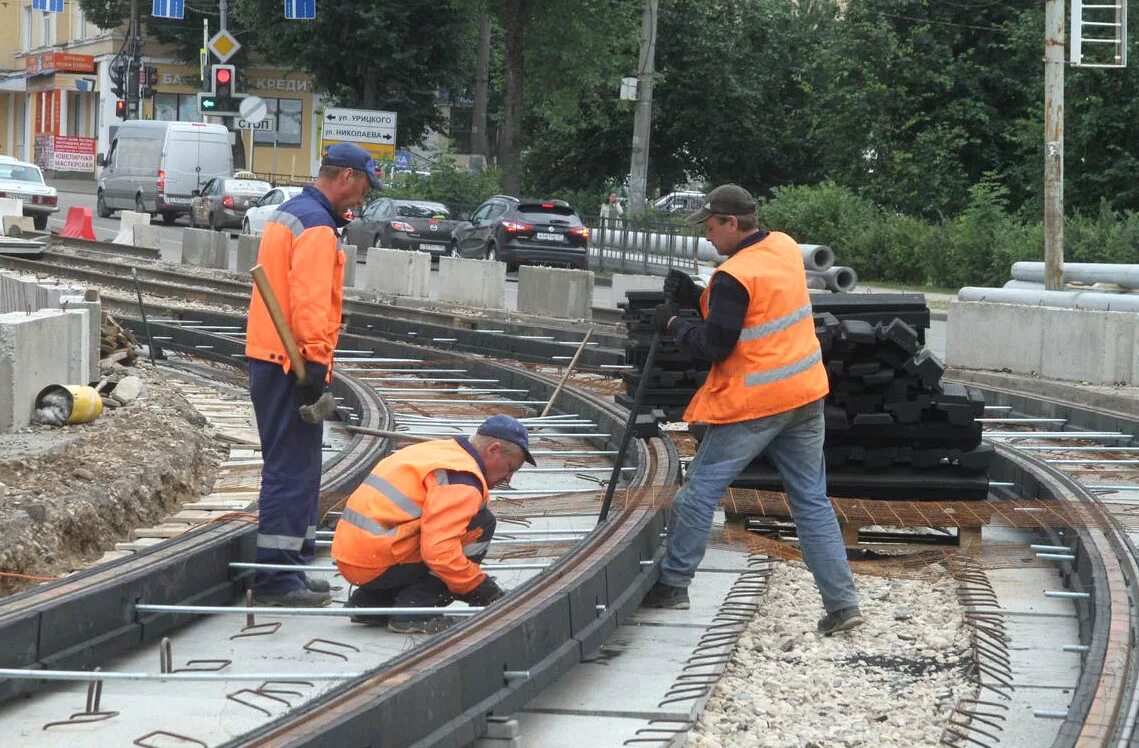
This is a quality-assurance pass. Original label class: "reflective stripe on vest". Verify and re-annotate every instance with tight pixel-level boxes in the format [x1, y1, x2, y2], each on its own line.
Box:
[257, 532, 305, 550]
[341, 506, 397, 537]
[744, 348, 823, 387]
[362, 473, 423, 519]
[738, 302, 812, 343]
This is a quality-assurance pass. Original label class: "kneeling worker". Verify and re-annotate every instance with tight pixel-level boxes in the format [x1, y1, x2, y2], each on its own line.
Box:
[331, 414, 536, 634]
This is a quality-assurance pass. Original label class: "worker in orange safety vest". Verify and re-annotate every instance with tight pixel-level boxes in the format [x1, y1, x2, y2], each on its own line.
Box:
[332, 414, 535, 634]
[641, 184, 863, 637]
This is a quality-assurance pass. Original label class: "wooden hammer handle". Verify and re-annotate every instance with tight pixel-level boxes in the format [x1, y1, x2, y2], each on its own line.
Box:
[250, 264, 308, 382]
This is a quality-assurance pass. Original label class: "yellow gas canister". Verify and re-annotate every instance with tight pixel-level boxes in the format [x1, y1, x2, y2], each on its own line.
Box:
[33, 384, 104, 425]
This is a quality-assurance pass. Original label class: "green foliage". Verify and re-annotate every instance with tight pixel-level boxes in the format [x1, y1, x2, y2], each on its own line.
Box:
[759, 182, 1134, 289]
[383, 156, 502, 211]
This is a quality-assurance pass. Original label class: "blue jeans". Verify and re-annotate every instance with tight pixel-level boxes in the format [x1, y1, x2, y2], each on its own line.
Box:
[660, 398, 859, 613]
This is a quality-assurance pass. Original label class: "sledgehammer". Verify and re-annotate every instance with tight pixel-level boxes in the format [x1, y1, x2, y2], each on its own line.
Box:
[250, 264, 337, 424]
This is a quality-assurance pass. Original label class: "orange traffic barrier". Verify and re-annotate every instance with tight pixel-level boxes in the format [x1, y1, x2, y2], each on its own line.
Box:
[59, 206, 96, 240]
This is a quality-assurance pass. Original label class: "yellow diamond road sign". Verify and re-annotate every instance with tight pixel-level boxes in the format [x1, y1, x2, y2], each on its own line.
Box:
[208, 30, 241, 64]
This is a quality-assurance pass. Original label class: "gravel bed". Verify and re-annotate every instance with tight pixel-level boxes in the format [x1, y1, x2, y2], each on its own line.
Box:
[688, 563, 972, 748]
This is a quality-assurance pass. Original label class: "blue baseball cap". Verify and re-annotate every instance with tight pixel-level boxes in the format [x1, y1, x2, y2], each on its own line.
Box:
[477, 414, 536, 466]
[322, 143, 382, 190]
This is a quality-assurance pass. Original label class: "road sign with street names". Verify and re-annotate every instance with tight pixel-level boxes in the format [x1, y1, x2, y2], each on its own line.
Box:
[152, 0, 185, 19]
[207, 29, 241, 63]
[285, 0, 316, 20]
[321, 107, 397, 162]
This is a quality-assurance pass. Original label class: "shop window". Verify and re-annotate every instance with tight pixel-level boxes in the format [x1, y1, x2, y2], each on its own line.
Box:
[253, 98, 302, 146]
[154, 93, 201, 123]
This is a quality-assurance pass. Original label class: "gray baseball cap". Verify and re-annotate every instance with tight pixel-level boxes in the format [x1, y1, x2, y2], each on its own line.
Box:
[686, 184, 757, 224]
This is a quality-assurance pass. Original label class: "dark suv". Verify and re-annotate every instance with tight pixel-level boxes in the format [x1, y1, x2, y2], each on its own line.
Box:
[450, 195, 590, 271]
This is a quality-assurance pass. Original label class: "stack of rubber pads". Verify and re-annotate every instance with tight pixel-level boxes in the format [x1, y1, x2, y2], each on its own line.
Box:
[619, 291, 993, 500]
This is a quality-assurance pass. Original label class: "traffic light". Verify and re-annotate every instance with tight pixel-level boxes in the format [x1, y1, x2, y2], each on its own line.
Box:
[115, 100, 126, 118]
[110, 58, 127, 99]
[199, 95, 220, 113]
[140, 65, 159, 99]
[212, 64, 235, 105]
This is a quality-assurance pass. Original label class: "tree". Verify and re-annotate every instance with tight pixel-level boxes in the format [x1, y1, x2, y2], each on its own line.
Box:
[230, 0, 474, 147]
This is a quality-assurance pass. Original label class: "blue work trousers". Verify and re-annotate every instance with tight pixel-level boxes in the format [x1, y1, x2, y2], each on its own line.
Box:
[249, 359, 323, 594]
[661, 398, 859, 613]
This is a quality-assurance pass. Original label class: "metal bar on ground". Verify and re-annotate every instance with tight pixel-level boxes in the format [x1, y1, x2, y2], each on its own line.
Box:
[136, 604, 483, 616]
[0, 669, 360, 682]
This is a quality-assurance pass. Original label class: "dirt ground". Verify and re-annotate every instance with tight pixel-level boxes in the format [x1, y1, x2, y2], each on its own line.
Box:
[0, 361, 224, 595]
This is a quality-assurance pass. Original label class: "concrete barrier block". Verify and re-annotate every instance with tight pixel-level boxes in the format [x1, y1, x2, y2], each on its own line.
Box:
[1040, 307, 1136, 385]
[363, 247, 430, 298]
[181, 228, 214, 267]
[341, 244, 358, 288]
[0, 198, 23, 221]
[236, 234, 260, 275]
[2, 215, 34, 236]
[61, 294, 101, 383]
[112, 210, 151, 244]
[517, 266, 594, 319]
[610, 273, 663, 307]
[210, 232, 230, 270]
[0, 310, 72, 431]
[437, 257, 506, 308]
[132, 223, 159, 250]
[946, 301, 1044, 374]
[63, 307, 91, 384]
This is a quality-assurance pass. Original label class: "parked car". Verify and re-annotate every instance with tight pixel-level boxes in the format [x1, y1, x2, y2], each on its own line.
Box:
[0, 156, 57, 230]
[97, 120, 232, 224]
[242, 186, 304, 235]
[652, 191, 705, 215]
[189, 176, 272, 231]
[450, 195, 590, 271]
[343, 197, 459, 258]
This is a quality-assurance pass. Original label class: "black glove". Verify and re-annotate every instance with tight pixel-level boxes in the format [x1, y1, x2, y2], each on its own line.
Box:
[664, 269, 700, 307]
[652, 302, 678, 333]
[295, 362, 328, 406]
[461, 576, 505, 607]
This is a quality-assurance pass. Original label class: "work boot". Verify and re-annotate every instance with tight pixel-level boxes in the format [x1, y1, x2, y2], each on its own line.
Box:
[346, 587, 395, 626]
[641, 580, 690, 610]
[387, 616, 457, 635]
[252, 586, 331, 608]
[817, 606, 865, 636]
[304, 575, 332, 594]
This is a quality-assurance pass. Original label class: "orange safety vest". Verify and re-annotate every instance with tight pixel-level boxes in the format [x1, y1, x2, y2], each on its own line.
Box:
[245, 187, 346, 373]
[332, 439, 490, 594]
[684, 231, 829, 424]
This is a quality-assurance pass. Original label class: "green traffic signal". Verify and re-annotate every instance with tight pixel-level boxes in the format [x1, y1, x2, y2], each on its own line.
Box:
[200, 96, 218, 111]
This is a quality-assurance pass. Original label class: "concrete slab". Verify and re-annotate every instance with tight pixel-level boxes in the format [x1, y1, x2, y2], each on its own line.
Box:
[2, 215, 34, 236]
[1004, 615, 1082, 685]
[946, 301, 1044, 375]
[0, 310, 72, 431]
[341, 243, 357, 288]
[363, 247, 430, 298]
[181, 228, 214, 267]
[1040, 306, 1135, 384]
[236, 234, 260, 275]
[517, 267, 594, 320]
[131, 223, 160, 250]
[516, 711, 688, 747]
[627, 568, 750, 628]
[524, 622, 706, 717]
[112, 210, 151, 244]
[60, 295, 101, 383]
[609, 273, 662, 308]
[985, 567, 1077, 617]
[438, 256, 506, 308]
[1003, 685, 1075, 748]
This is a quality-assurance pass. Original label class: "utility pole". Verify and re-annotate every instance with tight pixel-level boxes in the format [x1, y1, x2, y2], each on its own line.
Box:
[1043, 0, 1064, 291]
[128, 0, 141, 119]
[627, 0, 658, 214]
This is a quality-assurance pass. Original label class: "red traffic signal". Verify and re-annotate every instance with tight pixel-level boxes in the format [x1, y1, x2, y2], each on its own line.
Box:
[114, 100, 126, 118]
[215, 67, 231, 85]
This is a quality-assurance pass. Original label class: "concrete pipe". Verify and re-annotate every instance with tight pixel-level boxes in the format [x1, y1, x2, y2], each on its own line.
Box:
[1002, 280, 1045, 290]
[799, 244, 835, 272]
[1004, 279, 1127, 294]
[808, 266, 858, 293]
[1011, 261, 1139, 289]
[957, 286, 1139, 312]
[806, 274, 828, 290]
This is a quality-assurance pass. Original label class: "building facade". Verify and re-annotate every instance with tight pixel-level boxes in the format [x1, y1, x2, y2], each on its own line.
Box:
[0, 1, 324, 179]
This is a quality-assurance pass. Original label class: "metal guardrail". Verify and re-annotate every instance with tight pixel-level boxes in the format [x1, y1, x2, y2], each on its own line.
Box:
[588, 216, 703, 275]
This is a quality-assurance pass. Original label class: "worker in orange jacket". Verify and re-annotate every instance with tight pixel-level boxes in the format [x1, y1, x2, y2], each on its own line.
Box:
[642, 184, 862, 636]
[332, 414, 535, 634]
[245, 143, 378, 607]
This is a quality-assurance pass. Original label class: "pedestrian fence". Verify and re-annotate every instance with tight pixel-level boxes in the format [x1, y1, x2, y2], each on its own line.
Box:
[588, 216, 707, 276]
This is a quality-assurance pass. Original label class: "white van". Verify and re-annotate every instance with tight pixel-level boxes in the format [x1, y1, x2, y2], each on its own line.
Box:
[96, 121, 233, 224]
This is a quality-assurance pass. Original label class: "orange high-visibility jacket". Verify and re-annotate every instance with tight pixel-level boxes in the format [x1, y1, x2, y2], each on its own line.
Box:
[245, 186, 345, 373]
[332, 439, 490, 594]
[684, 231, 829, 424]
